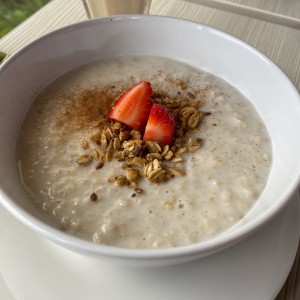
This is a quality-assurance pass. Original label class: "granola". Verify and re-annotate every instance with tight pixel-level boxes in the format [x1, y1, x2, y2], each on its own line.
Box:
[75, 86, 207, 188]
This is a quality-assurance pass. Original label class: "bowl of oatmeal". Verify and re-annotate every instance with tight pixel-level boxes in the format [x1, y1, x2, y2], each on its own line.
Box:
[0, 15, 300, 266]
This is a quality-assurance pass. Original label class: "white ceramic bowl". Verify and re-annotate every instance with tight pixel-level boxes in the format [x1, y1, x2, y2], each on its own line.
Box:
[0, 16, 300, 267]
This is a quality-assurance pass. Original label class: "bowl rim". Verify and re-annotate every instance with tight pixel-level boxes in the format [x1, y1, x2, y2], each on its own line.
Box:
[1, 14, 300, 261]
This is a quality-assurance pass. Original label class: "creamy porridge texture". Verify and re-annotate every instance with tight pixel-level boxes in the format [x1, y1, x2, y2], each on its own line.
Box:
[18, 56, 272, 248]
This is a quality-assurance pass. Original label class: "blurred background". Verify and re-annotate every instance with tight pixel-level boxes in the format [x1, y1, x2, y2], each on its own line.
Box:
[0, 0, 51, 38]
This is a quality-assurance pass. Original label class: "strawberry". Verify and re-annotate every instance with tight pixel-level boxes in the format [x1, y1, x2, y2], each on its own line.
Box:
[108, 81, 152, 131]
[143, 103, 175, 145]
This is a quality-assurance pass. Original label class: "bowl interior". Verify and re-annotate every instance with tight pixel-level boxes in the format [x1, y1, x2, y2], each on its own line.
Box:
[0, 15, 300, 264]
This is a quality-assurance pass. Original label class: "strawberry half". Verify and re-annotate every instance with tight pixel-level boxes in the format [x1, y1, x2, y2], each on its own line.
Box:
[143, 103, 175, 145]
[108, 81, 152, 131]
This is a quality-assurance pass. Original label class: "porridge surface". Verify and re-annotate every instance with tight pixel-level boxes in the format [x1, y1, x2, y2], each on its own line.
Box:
[18, 56, 272, 248]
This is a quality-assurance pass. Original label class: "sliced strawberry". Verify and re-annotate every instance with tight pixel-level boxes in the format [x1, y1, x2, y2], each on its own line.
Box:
[108, 81, 152, 131]
[143, 103, 175, 145]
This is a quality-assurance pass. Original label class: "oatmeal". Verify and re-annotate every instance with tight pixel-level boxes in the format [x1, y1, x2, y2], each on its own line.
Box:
[18, 56, 272, 248]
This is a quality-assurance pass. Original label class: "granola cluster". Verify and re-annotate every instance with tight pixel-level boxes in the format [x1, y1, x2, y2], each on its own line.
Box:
[75, 89, 207, 188]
